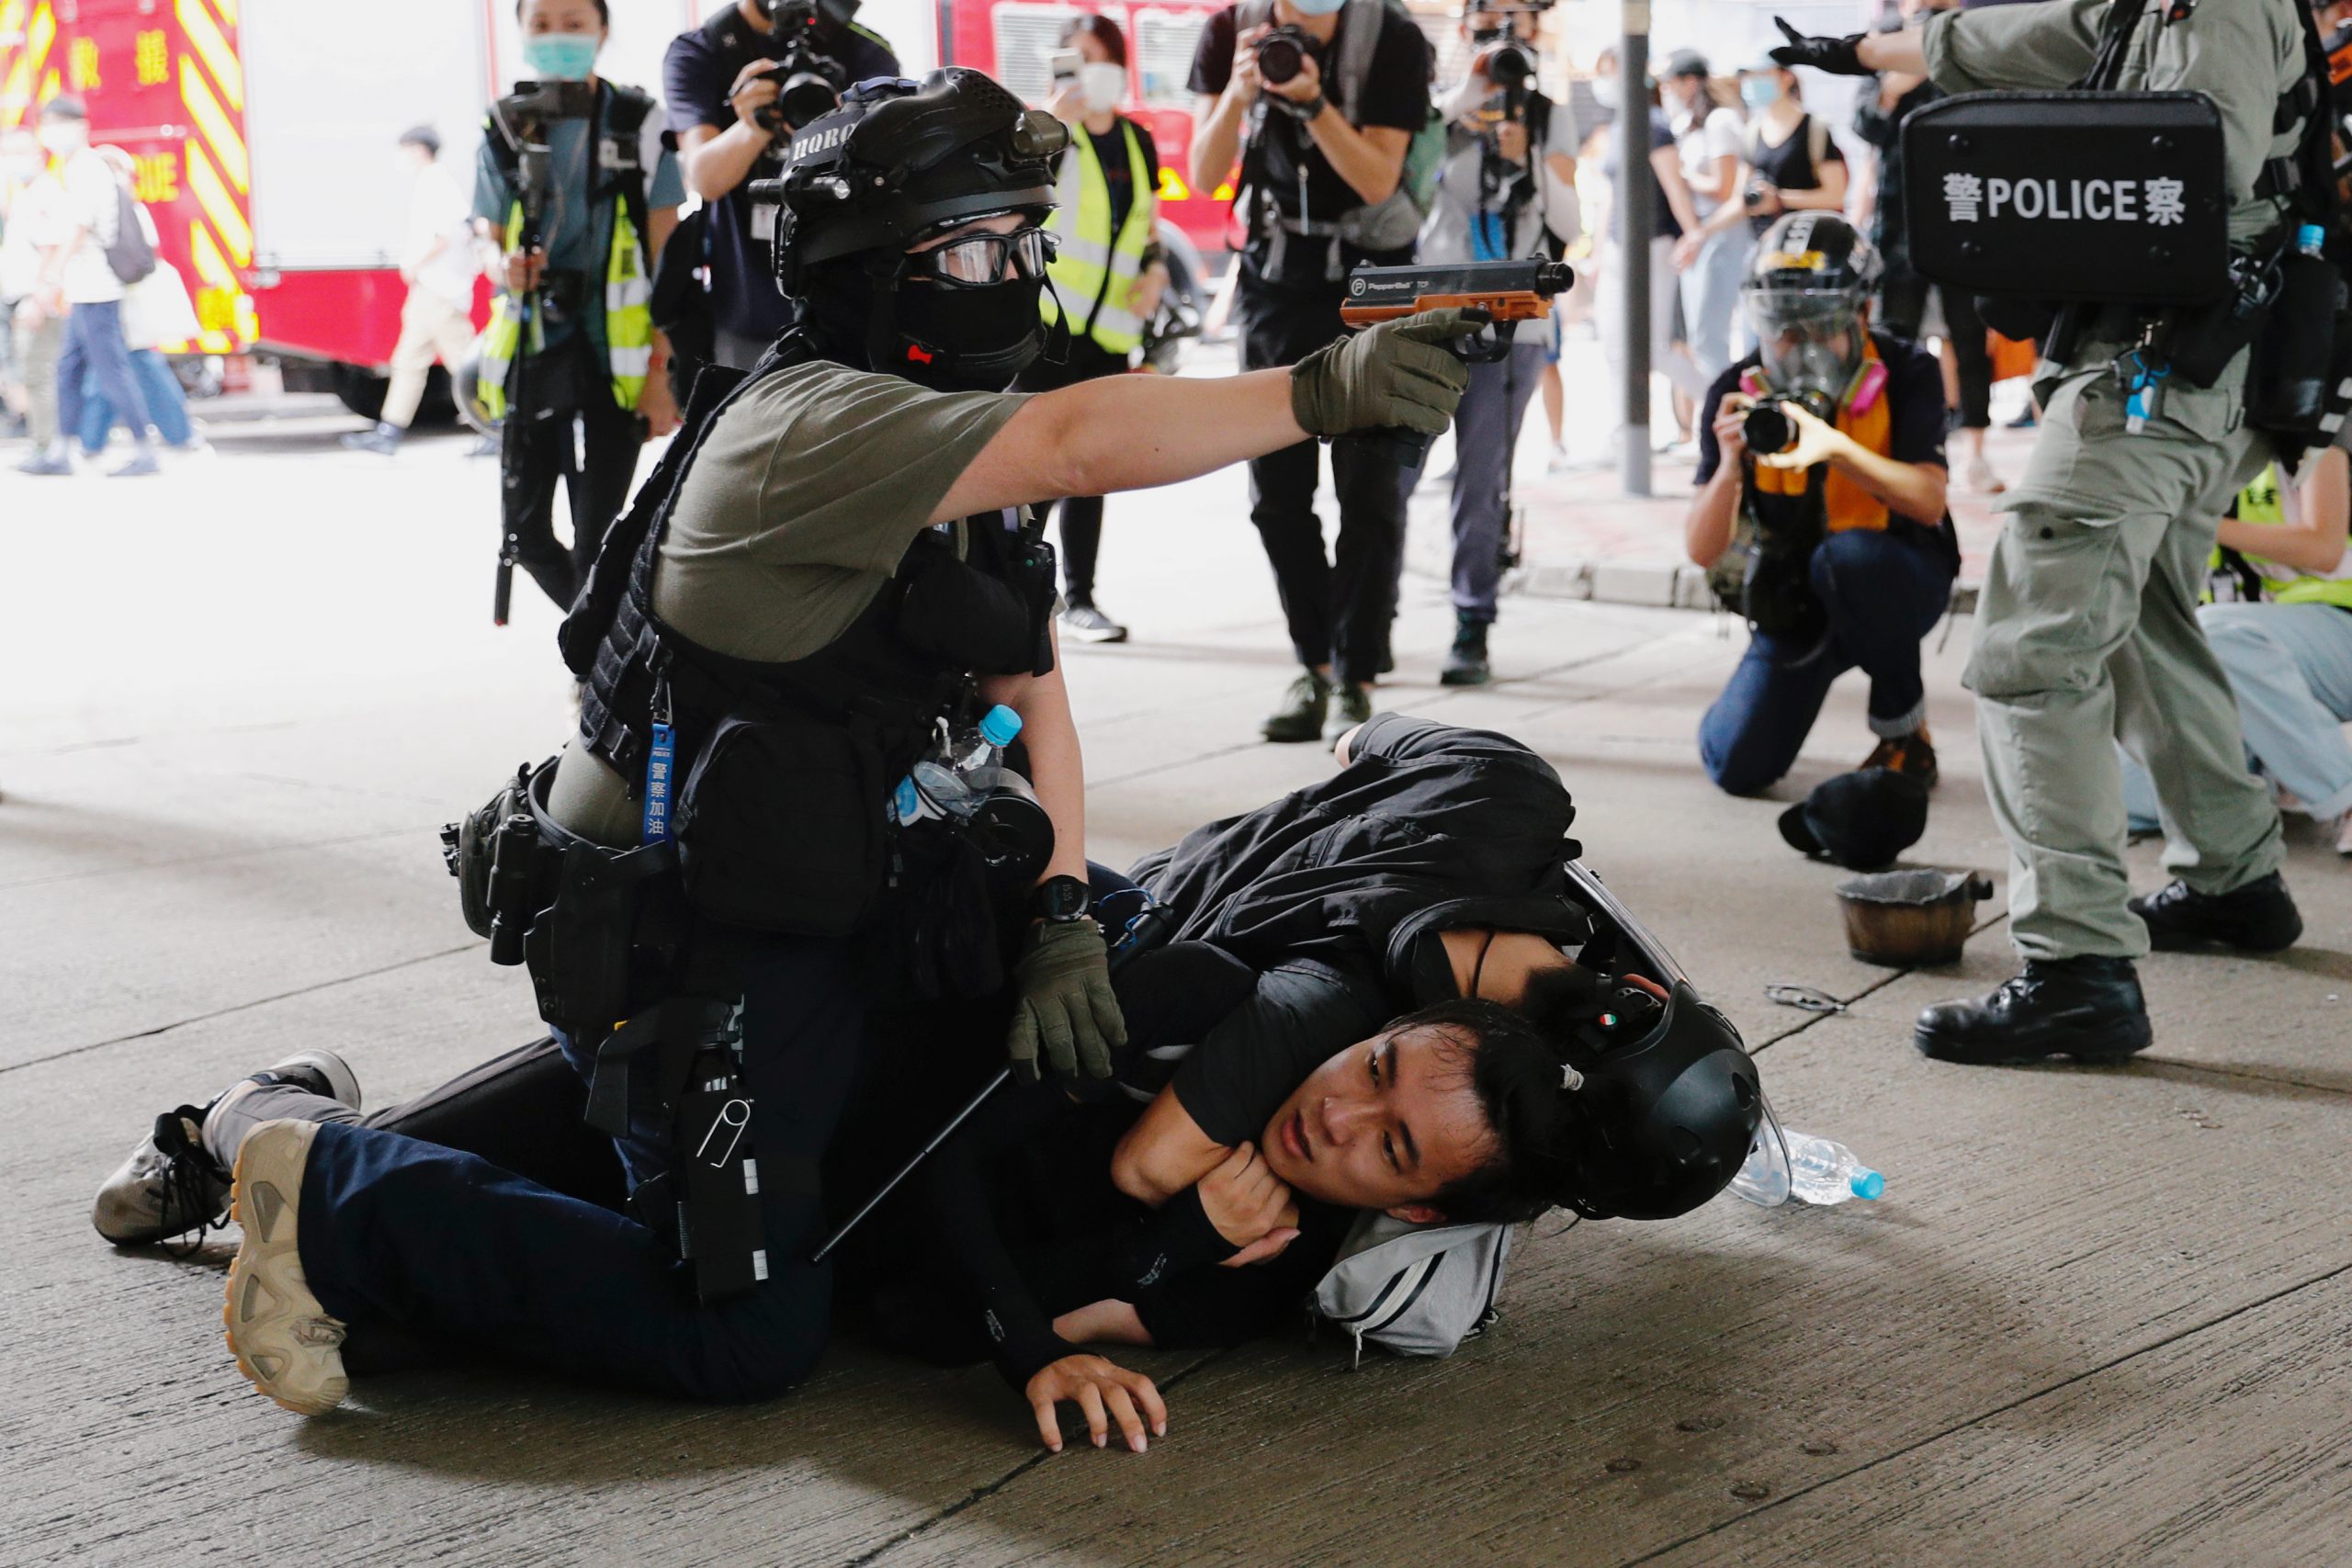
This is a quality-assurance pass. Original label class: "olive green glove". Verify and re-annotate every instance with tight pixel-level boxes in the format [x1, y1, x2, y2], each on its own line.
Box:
[1006, 918, 1126, 1083]
[1288, 309, 1476, 438]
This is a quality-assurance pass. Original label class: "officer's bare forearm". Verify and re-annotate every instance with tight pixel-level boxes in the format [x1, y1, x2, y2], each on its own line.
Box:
[1687, 464, 1741, 569]
[1858, 28, 1927, 76]
[939, 371, 1306, 522]
[1191, 93, 1247, 194]
[680, 121, 773, 204]
[1304, 108, 1408, 207]
[1831, 443, 1947, 526]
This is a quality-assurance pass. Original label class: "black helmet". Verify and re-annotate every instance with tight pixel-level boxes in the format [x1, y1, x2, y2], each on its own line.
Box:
[1743, 211, 1881, 404]
[768, 68, 1065, 291]
[757, 68, 1069, 387]
[1547, 863, 1763, 1221]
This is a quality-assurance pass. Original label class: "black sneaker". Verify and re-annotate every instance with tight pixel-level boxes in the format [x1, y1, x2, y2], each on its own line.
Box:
[1059, 603, 1129, 643]
[1913, 957, 2153, 1066]
[1325, 681, 1374, 741]
[1262, 671, 1330, 744]
[92, 1049, 362, 1248]
[1441, 615, 1491, 686]
[2130, 871, 2302, 953]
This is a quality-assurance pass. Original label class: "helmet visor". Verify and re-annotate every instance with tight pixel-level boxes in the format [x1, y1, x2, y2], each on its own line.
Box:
[1747, 288, 1862, 400]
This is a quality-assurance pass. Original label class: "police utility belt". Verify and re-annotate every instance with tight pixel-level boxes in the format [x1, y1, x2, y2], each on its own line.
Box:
[1898, 0, 2350, 447]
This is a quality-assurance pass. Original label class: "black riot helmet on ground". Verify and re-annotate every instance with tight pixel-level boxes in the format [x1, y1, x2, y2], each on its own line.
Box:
[1744, 211, 1883, 408]
[756, 67, 1069, 390]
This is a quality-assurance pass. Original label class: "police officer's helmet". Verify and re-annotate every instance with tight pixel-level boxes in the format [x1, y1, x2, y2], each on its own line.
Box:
[1541, 977, 1764, 1221]
[1744, 212, 1882, 400]
[766, 68, 1068, 294]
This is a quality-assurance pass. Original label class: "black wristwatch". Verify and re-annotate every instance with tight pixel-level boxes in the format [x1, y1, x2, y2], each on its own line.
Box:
[1035, 875, 1091, 924]
[1285, 92, 1329, 122]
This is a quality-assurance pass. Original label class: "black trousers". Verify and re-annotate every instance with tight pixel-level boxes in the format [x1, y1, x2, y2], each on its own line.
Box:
[1015, 336, 1131, 604]
[502, 367, 645, 613]
[1880, 263, 1993, 431]
[1239, 288, 1408, 685]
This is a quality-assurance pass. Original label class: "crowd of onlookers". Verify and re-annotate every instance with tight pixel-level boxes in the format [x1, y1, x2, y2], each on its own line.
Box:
[0, 96, 206, 477]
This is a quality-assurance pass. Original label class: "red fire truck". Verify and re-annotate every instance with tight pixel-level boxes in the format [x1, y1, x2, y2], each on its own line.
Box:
[0, 0, 1227, 406]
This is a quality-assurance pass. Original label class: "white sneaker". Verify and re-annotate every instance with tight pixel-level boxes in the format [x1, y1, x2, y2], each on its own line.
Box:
[2334, 810, 2352, 858]
[93, 1049, 360, 1248]
[223, 1119, 348, 1416]
[1965, 455, 2007, 495]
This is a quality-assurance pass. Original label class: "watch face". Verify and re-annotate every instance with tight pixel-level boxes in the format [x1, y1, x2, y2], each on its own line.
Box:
[1041, 876, 1089, 920]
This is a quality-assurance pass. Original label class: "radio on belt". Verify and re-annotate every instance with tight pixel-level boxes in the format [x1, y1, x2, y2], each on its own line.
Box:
[1900, 91, 2229, 305]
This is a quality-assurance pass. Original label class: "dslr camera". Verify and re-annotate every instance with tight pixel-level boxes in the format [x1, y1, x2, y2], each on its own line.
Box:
[752, 0, 861, 133]
[1254, 24, 1314, 86]
[1740, 393, 1828, 460]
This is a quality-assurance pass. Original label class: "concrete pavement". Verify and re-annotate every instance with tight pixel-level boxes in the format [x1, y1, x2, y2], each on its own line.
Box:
[2, 398, 2348, 1566]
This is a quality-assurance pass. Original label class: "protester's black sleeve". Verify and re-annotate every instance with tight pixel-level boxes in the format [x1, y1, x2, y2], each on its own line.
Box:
[1130, 1203, 1349, 1349]
[1171, 963, 1382, 1146]
[1691, 359, 1749, 487]
[1349, 712, 1558, 774]
[1884, 338, 1951, 468]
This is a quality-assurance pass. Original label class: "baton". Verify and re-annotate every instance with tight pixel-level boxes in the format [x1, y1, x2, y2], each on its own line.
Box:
[808, 897, 1179, 1264]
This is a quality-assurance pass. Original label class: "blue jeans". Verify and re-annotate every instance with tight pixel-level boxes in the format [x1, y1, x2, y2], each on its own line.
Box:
[298, 932, 865, 1402]
[1700, 528, 1955, 795]
[1433, 342, 1545, 624]
[1679, 224, 1750, 382]
[79, 349, 190, 450]
[54, 299, 153, 446]
[2120, 600, 2352, 830]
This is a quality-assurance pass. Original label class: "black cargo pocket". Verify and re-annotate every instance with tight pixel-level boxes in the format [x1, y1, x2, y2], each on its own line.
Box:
[673, 710, 890, 935]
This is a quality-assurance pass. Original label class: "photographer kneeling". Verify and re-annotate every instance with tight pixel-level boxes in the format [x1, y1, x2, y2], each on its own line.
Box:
[1684, 213, 1957, 795]
[92, 68, 1473, 1419]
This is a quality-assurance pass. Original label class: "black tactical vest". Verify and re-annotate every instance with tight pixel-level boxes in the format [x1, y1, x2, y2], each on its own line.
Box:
[560, 334, 1057, 935]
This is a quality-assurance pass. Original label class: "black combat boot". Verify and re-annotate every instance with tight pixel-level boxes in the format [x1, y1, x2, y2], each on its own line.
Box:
[1913, 957, 2153, 1066]
[1441, 615, 1491, 686]
[1261, 670, 1329, 743]
[2129, 871, 2302, 953]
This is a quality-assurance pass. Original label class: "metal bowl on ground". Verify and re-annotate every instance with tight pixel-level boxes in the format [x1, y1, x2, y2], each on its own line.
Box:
[1836, 869, 1995, 967]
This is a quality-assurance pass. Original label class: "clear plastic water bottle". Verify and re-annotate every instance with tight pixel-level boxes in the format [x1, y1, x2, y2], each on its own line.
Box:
[1729, 1126, 1883, 1207]
[893, 705, 1023, 826]
[2297, 222, 2327, 259]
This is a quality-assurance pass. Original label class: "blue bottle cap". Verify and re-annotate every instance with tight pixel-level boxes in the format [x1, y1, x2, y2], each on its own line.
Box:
[979, 705, 1023, 746]
[1849, 1169, 1884, 1201]
[2300, 223, 2325, 250]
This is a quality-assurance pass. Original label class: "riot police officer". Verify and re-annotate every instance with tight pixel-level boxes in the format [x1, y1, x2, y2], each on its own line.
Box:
[129, 68, 1472, 1416]
[1770, 1, 2312, 1065]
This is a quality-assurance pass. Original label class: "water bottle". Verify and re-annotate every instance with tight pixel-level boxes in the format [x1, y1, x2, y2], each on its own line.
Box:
[892, 705, 1023, 826]
[1729, 1126, 1883, 1207]
[2297, 222, 2327, 259]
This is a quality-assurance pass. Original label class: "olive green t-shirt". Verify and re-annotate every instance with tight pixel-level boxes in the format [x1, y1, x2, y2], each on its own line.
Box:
[546, 360, 1032, 845]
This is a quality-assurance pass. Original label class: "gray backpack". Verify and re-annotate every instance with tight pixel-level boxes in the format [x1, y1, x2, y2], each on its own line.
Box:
[1312, 1211, 1511, 1365]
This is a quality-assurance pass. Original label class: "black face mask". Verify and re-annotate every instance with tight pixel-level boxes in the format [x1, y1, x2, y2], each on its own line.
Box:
[891, 274, 1047, 392]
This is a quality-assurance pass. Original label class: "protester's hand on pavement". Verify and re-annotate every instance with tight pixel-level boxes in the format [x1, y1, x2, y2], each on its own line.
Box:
[1007, 918, 1125, 1082]
[1026, 1354, 1167, 1453]
[1196, 1142, 1300, 1264]
[1291, 308, 1476, 437]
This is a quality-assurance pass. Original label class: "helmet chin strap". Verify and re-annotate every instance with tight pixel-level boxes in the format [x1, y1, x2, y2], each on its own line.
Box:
[1037, 276, 1073, 369]
[862, 250, 903, 376]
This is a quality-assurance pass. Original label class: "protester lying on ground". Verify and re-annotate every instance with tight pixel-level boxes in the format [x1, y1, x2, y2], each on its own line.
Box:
[2119, 428, 2352, 863]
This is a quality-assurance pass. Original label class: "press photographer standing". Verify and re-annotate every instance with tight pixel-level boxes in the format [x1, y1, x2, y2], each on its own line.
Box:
[478, 0, 685, 612]
[665, 0, 898, 369]
[1419, 2, 1577, 686]
[1189, 0, 1435, 742]
[1770, 0, 2313, 1065]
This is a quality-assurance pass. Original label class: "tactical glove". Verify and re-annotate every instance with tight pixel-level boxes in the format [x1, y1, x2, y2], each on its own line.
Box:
[1289, 308, 1476, 438]
[1768, 17, 1869, 76]
[1006, 918, 1125, 1082]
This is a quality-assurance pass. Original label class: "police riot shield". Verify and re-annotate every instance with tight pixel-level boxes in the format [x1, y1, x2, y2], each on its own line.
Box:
[1902, 91, 2229, 305]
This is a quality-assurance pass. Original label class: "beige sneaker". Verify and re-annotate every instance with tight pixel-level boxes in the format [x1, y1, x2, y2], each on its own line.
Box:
[222, 1119, 348, 1416]
[1964, 454, 2007, 495]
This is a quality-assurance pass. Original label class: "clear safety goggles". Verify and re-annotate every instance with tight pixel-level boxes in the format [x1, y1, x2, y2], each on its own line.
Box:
[905, 224, 1057, 287]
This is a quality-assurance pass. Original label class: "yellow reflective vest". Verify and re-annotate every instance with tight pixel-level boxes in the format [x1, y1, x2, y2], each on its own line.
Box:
[2214, 461, 2352, 610]
[1041, 118, 1156, 356]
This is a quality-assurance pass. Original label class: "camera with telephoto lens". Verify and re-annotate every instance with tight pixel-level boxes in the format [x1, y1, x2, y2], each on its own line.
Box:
[1477, 39, 1536, 97]
[496, 78, 599, 128]
[752, 0, 861, 133]
[1255, 25, 1313, 86]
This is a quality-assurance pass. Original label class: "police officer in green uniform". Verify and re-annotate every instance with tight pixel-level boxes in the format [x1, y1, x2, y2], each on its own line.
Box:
[1770, 0, 2310, 1064]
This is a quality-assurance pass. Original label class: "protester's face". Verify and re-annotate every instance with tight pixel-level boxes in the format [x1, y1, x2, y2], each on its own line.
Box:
[1259, 1022, 1498, 1219]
